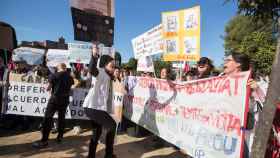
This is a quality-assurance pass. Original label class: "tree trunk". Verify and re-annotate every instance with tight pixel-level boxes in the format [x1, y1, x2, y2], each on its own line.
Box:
[251, 18, 280, 158]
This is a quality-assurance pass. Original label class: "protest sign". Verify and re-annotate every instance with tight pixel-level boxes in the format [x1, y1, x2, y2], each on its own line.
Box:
[46, 49, 70, 68]
[70, 7, 114, 45]
[123, 71, 251, 158]
[137, 56, 155, 73]
[68, 43, 92, 64]
[13, 47, 45, 65]
[4, 75, 126, 121]
[132, 24, 164, 59]
[162, 6, 200, 62]
[5, 81, 89, 119]
[99, 46, 115, 57]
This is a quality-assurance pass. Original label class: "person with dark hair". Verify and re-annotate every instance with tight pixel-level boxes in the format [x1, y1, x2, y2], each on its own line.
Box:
[160, 67, 171, 80]
[0, 57, 6, 116]
[83, 50, 117, 158]
[32, 63, 74, 148]
[197, 57, 214, 79]
[185, 67, 198, 81]
[223, 52, 265, 158]
[113, 67, 121, 82]
[223, 52, 250, 75]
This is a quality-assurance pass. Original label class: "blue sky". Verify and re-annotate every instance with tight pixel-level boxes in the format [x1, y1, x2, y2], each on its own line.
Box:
[0, 0, 238, 66]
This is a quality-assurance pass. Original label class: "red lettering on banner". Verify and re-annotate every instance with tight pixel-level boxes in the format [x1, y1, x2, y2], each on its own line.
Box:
[218, 79, 232, 96]
[232, 75, 243, 96]
[180, 106, 242, 136]
[137, 75, 244, 97]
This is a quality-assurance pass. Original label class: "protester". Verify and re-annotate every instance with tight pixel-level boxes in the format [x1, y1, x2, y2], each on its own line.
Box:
[71, 70, 82, 88]
[197, 57, 214, 79]
[186, 68, 197, 81]
[160, 67, 171, 80]
[265, 103, 280, 158]
[114, 67, 123, 82]
[32, 63, 74, 148]
[12, 60, 28, 74]
[84, 52, 117, 158]
[0, 57, 6, 115]
[223, 52, 265, 158]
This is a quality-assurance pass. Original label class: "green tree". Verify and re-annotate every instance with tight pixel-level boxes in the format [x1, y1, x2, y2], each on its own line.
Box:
[238, 31, 276, 75]
[122, 57, 138, 70]
[224, 15, 274, 55]
[224, 15, 276, 75]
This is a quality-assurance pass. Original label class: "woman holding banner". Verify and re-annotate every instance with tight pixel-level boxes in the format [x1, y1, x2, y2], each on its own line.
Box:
[83, 47, 117, 158]
[223, 52, 265, 158]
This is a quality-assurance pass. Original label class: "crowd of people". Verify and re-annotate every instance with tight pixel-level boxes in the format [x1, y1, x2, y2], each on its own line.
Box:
[0, 47, 279, 158]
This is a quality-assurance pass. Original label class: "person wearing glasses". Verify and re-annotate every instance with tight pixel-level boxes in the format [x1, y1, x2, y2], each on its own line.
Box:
[223, 52, 265, 158]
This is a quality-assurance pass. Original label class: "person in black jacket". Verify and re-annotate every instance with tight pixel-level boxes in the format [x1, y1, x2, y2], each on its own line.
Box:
[32, 63, 74, 148]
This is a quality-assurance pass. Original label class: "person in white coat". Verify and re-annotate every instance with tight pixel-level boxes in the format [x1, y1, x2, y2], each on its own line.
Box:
[84, 52, 116, 158]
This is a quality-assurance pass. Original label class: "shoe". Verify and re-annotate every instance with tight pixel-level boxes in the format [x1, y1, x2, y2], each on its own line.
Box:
[56, 138, 62, 143]
[73, 126, 82, 135]
[56, 135, 63, 143]
[32, 141, 48, 149]
[51, 128, 58, 134]
[104, 154, 117, 158]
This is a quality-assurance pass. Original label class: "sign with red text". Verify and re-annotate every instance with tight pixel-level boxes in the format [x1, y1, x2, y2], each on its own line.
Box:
[123, 71, 250, 158]
[132, 24, 164, 59]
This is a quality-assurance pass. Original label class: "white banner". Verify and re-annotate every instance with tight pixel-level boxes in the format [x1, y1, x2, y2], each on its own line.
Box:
[68, 43, 92, 64]
[46, 49, 70, 68]
[132, 24, 163, 59]
[6, 81, 88, 119]
[123, 72, 250, 158]
[137, 56, 155, 73]
[4, 80, 125, 121]
[13, 47, 45, 65]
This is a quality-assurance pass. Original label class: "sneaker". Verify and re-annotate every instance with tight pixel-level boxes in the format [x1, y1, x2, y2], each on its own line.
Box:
[73, 126, 82, 135]
[51, 128, 58, 134]
[32, 141, 48, 149]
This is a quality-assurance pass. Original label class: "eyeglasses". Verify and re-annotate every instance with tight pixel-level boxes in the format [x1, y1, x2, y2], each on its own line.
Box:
[224, 58, 234, 63]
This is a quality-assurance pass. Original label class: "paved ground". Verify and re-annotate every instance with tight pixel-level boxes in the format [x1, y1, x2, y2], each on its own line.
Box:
[0, 127, 189, 158]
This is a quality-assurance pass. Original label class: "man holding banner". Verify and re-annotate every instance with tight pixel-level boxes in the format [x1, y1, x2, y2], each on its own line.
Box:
[32, 63, 74, 148]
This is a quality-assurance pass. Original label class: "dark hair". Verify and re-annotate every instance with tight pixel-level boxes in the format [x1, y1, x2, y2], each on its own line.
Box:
[72, 70, 81, 79]
[160, 67, 171, 79]
[231, 52, 250, 71]
[99, 55, 114, 68]
[197, 57, 214, 70]
[185, 68, 198, 77]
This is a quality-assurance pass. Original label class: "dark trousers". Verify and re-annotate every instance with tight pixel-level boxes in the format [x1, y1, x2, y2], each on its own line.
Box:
[85, 108, 116, 158]
[41, 96, 69, 142]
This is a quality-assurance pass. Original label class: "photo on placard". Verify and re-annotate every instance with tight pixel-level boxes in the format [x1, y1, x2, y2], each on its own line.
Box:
[184, 37, 197, 54]
[184, 10, 198, 30]
[165, 15, 178, 33]
[166, 39, 177, 53]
